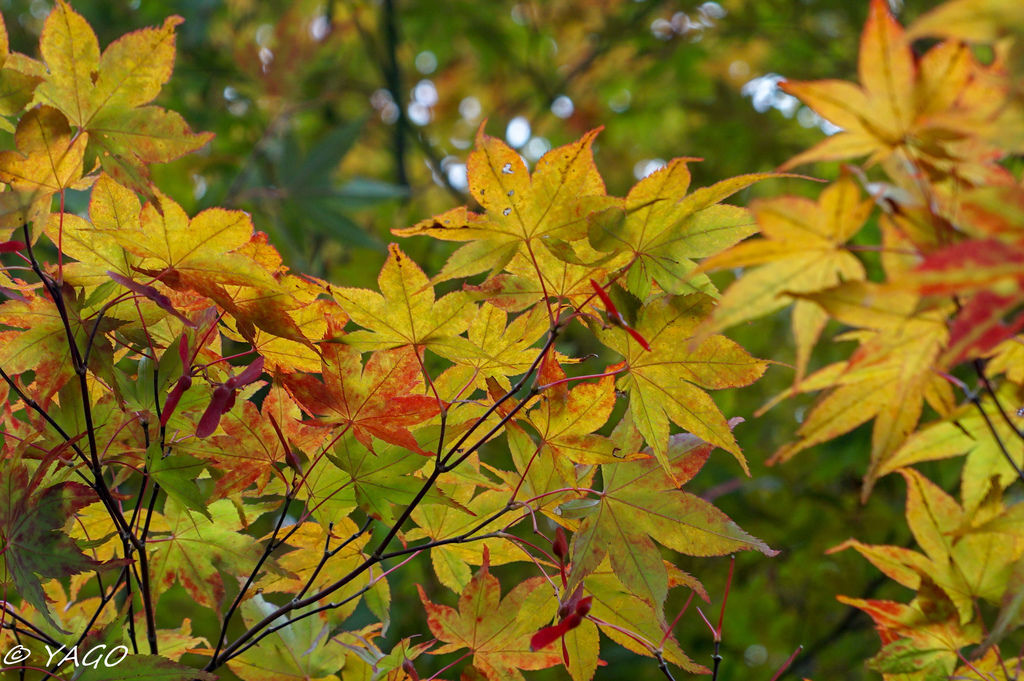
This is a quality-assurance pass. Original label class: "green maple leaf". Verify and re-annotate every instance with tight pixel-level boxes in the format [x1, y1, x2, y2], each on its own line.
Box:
[330, 432, 459, 524]
[418, 547, 561, 681]
[147, 498, 263, 608]
[587, 158, 773, 300]
[228, 593, 338, 681]
[568, 431, 776, 608]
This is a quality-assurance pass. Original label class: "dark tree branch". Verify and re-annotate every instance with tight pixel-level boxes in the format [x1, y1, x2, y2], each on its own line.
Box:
[382, 0, 408, 189]
[210, 493, 297, 664]
[20, 221, 160, 658]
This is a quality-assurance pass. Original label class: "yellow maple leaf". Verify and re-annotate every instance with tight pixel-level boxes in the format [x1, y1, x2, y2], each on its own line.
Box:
[780, 0, 1006, 175]
[393, 127, 607, 285]
[0, 106, 87, 233]
[333, 243, 474, 353]
[697, 175, 870, 378]
[31, 0, 211, 191]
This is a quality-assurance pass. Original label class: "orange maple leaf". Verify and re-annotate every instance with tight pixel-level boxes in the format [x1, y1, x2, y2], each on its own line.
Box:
[281, 343, 440, 455]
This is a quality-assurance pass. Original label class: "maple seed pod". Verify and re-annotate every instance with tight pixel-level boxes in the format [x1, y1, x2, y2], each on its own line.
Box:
[160, 375, 193, 427]
[107, 271, 197, 328]
[575, 595, 592, 618]
[401, 659, 420, 681]
[552, 527, 569, 563]
[196, 384, 235, 438]
[226, 355, 266, 390]
[530, 619, 572, 651]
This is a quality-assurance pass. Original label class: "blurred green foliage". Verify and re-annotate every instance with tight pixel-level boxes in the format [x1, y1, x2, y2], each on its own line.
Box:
[0, 1, 951, 678]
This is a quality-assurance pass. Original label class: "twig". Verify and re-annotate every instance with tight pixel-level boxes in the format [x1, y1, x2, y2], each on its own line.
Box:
[654, 650, 678, 681]
[0, 606, 60, 648]
[973, 359, 1024, 444]
[966, 382, 1024, 486]
[210, 493, 298, 664]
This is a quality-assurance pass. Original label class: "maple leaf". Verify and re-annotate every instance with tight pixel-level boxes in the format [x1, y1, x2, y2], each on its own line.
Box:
[31, 0, 212, 191]
[586, 158, 779, 300]
[0, 289, 73, 378]
[111, 188, 275, 290]
[283, 458, 357, 530]
[418, 547, 562, 681]
[567, 429, 775, 608]
[172, 232, 333, 358]
[838, 563, 985, 677]
[524, 357, 637, 468]
[393, 128, 607, 283]
[887, 229, 1024, 366]
[879, 383, 1024, 514]
[900, 471, 1023, 621]
[770, 282, 951, 498]
[223, 296, 338, 374]
[597, 293, 766, 473]
[184, 385, 324, 498]
[836, 467, 1024, 639]
[45, 174, 142, 287]
[333, 243, 474, 353]
[282, 342, 438, 454]
[329, 432, 463, 523]
[492, 396, 590, 512]
[257, 519, 370, 602]
[697, 176, 869, 378]
[497, 237, 623, 310]
[581, 562, 707, 674]
[0, 105, 87, 232]
[0, 284, 117, 398]
[780, 0, 1005, 173]
[0, 461, 98, 631]
[433, 304, 548, 395]
[147, 498, 263, 608]
[905, 239, 1024, 297]
[986, 335, 1024, 383]
[407, 486, 522, 592]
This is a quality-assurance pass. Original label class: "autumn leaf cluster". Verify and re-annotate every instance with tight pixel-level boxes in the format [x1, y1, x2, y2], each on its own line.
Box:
[0, 1, 1022, 681]
[699, 1, 1024, 678]
[0, 3, 777, 680]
